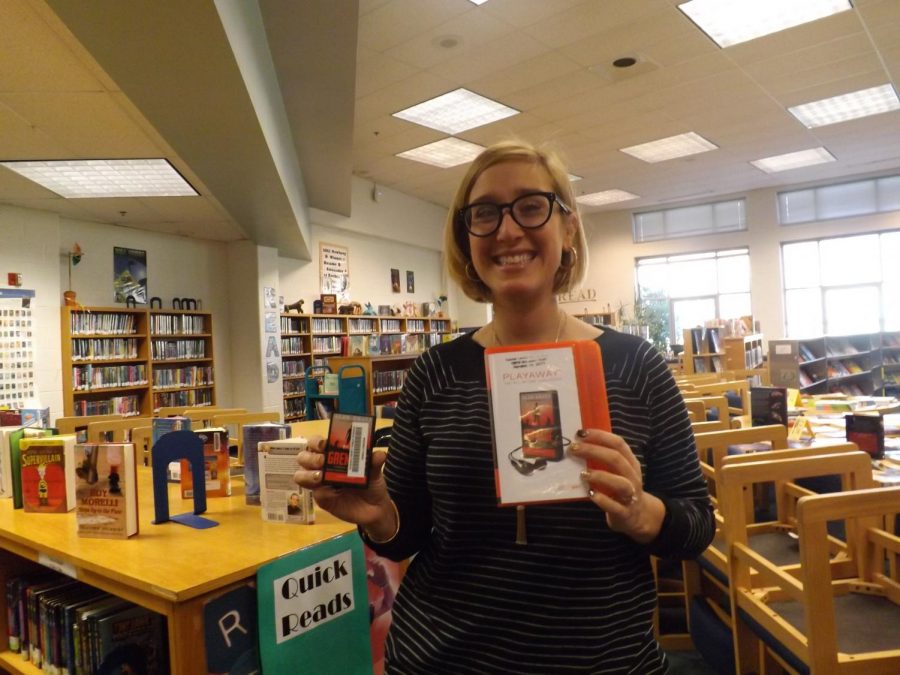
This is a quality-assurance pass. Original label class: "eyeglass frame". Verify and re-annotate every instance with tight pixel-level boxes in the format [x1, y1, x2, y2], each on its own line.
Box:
[458, 191, 572, 237]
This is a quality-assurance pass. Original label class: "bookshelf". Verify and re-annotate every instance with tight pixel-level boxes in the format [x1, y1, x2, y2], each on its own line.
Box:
[328, 354, 418, 414]
[769, 332, 886, 396]
[883, 331, 900, 395]
[723, 333, 765, 371]
[280, 314, 452, 419]
[575, 311, 617, 328]
[0, 469, 354, 673]
[61, 307, 216, 418]
[682, 327, 726, 375]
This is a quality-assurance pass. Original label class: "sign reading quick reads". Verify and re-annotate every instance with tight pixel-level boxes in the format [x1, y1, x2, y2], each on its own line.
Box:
[273, 551, 355, 643]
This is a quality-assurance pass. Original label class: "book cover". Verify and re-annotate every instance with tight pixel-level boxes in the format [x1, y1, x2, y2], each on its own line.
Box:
[9, 427, 53, 508]
[321, 373, 340, 395]
[367, 334, 381, 356]
[750, 387, 787, 426]
[152, 416, 191, 482]
[322, 413, 375, 489]
[845, 413, 884, 459]
[204, 583, 260, 674]
[94, 604, 168, 675]
[20, 407, 50, 429]
[181, 427, 231, 498]
[484, 340, 611, 506]
[74, 443, 138, 539]
[0, 424, 21, 498]
[19, 435, 77, 513]
[259, 438, 316, 524]
[243, 422, 290, 505]
[348, 334, 367, 357]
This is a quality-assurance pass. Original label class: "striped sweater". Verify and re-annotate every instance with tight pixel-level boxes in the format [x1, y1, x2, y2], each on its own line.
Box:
[367, 329, 714, 674]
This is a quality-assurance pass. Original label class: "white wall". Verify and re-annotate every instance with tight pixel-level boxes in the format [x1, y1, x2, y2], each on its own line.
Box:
[580, 182, 900, 345]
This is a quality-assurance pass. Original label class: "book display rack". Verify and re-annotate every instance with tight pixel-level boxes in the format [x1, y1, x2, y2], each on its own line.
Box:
[769, 332, 889, 396]
[883, 331, 900, 396]
[280, 314, 452, 421]
[682, 327, 726, 375]
[723, 333, 765, 371]
[61, 306, 216, 417]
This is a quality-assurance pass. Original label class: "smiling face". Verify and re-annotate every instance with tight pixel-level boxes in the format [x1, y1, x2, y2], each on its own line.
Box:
[467, 160, 575, 305]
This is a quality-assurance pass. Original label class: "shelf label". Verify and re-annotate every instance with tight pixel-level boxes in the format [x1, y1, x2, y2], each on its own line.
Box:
[774, 344, 793, 355]
[38, 553, 78, 579]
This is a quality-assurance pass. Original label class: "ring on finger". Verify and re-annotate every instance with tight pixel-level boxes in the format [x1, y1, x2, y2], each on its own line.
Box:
[618, 490, 638, 507]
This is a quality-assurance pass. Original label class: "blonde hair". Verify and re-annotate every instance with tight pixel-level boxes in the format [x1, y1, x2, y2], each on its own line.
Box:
[443, 140, 588, 302]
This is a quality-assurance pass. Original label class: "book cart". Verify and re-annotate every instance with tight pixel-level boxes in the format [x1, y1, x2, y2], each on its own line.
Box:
[0, 469, 354, 674]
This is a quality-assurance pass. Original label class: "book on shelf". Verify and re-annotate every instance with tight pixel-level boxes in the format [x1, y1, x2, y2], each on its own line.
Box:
[0, 424, 19, 498]
[7, 427, 54, 508]
[259, 437, 316, 523]
[93, 603, 168, 674]
[798, 343, 817, 361]
[484, 340, 611, 506]
[37, 580, 105, 672]
[19, 435, 77, 513]
[711, 355, 723, 372]
[708, 329, 722, 353]
[243, 422, 290, 505]
[24, 576, 81, 666]
[181, 427, 231, 498]
[348, 334, 367, 357]
[74, 443, 138, 539]
[313, 399, 335, 420]
[321, 373, 340, 395]
[367, 334, 381, 355]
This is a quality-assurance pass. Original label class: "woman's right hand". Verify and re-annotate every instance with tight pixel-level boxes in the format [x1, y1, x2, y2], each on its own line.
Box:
[293, 435, 395, 533]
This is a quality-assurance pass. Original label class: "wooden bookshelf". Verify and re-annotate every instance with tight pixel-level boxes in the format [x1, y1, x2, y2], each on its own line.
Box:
[0, 469, 353, 674]
[883, 331, 900, 395]
[328, 354, 419, 414]
[280, 314, 453, 419]
[682, 327, 726, 375]
[61, 307, 216, 418]
[723, 333, 765, 371]
[769, 332, 887, 396]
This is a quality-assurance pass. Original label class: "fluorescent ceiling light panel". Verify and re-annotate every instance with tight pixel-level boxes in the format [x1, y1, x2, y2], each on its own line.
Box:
[568, 174, 583, 182]
[396, 137, 486, 168]
[392, 88, 519, 134]
[678, 0, 851, 48]
[576, 189, 640, 206]
[620, 132, 718, 163]
[751, 147, 835, 173]
[788, 84, 900, 128]
[467, 0, 490, 4]
[0, 158, 197, 198]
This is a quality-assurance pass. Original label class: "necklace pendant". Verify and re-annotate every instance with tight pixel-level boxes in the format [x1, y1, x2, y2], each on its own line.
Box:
[515, 505, 528, 545]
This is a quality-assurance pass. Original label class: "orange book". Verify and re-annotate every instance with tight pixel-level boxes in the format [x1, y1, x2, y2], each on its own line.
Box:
[181, 427, 232, 498]
[485, 340, 611, 506]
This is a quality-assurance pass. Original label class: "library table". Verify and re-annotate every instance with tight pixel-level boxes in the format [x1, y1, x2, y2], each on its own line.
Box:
[0, 468, 355, 674]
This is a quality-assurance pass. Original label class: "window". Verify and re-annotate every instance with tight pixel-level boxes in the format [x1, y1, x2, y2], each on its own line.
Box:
[636, 248, 751, 345]
[633, 199, 746, 242]
[782, 231, 900, 336]
[778, 173, 900, 224]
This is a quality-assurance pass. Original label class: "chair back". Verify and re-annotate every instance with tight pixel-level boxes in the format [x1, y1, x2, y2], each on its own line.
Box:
[54, 414, 123, 440]
[691, 379, 750, 417]
[131, 425, 152, 466]
[182, 407, 247, 427]
[86, 417, 152, 443]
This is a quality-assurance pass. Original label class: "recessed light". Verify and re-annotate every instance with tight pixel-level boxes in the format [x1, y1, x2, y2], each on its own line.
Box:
[620, 132, 718, 163]
[0, 158, 198, 198]
[678, 0, 851, 48]
[396, 138, 485, 168]
[467, 0, 490, 5]
[576, 190, 640, 206]
[788, 84, 900, 128]
[751, 147, 836, 173]
[392, 88, 519, 135]
[568, 174, 583, 182]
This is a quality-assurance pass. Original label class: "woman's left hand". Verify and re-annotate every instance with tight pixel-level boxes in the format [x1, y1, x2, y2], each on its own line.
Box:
[569, 429, 666, 544]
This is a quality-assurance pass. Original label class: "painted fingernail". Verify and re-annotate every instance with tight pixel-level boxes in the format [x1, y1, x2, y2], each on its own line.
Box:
[576, 428, 588, 438]
[569, 442, 581, 452]
[313, 471, 321, 482]
[580, 470, 590, 480]
[588, 489, 595, 498]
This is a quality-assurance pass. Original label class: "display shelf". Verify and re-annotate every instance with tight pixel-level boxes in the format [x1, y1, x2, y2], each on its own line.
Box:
[682, 327, 726, 375]
[328, 354, 419, 414]
[0, 469, 354, 674]
[723, 333, 764, 371]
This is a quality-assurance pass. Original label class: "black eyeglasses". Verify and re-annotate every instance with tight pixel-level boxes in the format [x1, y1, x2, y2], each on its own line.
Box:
[459, 191, 572, 237]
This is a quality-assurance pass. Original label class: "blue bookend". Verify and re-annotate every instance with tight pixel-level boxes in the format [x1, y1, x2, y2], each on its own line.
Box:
[151, 430, 217, 528]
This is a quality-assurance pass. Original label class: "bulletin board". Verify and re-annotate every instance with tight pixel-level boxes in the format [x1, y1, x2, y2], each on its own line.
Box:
[0, 289, 36, 407]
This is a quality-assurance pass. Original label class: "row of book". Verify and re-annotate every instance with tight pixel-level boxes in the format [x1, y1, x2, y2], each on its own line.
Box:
[345, 332, 443, 357]
[150, 339, 206, 360]
[5, 572, 167, 674]
[69, 312, 137, 336]
[828, 360, 866, 378]
[688, 327, 723, 355]
[311, 318, 344, 333]
[152, 365, 214, 389]
[72, 364, 147, 391]
[312, 336, 341, 354]
[374, 368, 408, 393]
[282, 358, 307, 377]
[691, 355, 724, 374]
[149, 313, 206, 335]
[282, 378, 305, 395]
[72, 395, 141, 417]
[284, 397, 305, 419]
[71, 338, 139, 362]
[152, 387, 213, 410]
[281, 336, 306, 354]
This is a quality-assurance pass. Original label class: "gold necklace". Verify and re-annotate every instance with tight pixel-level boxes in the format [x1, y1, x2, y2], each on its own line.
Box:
[492, 310, 566, 346]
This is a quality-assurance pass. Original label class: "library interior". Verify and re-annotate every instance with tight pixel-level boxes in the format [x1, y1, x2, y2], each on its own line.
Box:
[1, 1, 900, 673]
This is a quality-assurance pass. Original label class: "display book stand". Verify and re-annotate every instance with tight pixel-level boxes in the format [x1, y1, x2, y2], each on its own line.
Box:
[0, 447, 355, 673]
[682, 327, 765, 376]
[60, 305, 216, 418]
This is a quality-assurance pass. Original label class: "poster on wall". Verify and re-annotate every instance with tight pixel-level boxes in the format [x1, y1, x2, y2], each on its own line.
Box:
[320, 243, 350, 302]
[0, 290, 36, 408]
[391, 268, 400, 293]
[406, 270, 415, 293]
[113, 247, 148, 304]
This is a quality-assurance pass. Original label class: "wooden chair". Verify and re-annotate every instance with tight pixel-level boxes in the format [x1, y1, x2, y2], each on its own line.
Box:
[684, 399, 706, 423]
[182, 407, 246, 427]
[54, 414, 122, 439]
[691, 379, 751, 419]
[725, 368, 771, 386]
[131, 425, 152, 466]
[691, 419, 729, 433]
[210, 411, 282, 466]
[684, 395, 730, 427]
[86, 416, 152, 443]
[728, 482, 900, 673]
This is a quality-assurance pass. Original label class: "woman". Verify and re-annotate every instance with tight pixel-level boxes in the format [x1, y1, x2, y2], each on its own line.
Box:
[294, 140, 714, 673]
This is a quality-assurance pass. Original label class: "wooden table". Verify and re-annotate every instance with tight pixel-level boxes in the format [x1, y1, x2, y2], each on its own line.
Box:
[0, 468, 355, 674]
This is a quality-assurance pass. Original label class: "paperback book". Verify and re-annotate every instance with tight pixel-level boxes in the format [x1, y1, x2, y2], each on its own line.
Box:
[74, 443, 138, 539]
[181, 427, 231, 498]
[152, 416, 191, 481]
[243, 422, 290, 505]
[845, 413, 884, 459]
[322, 413, 375, 488]
[484, 340, 611, 506]
[19, 435, 77, 513]
[259, 438, 316, 523]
